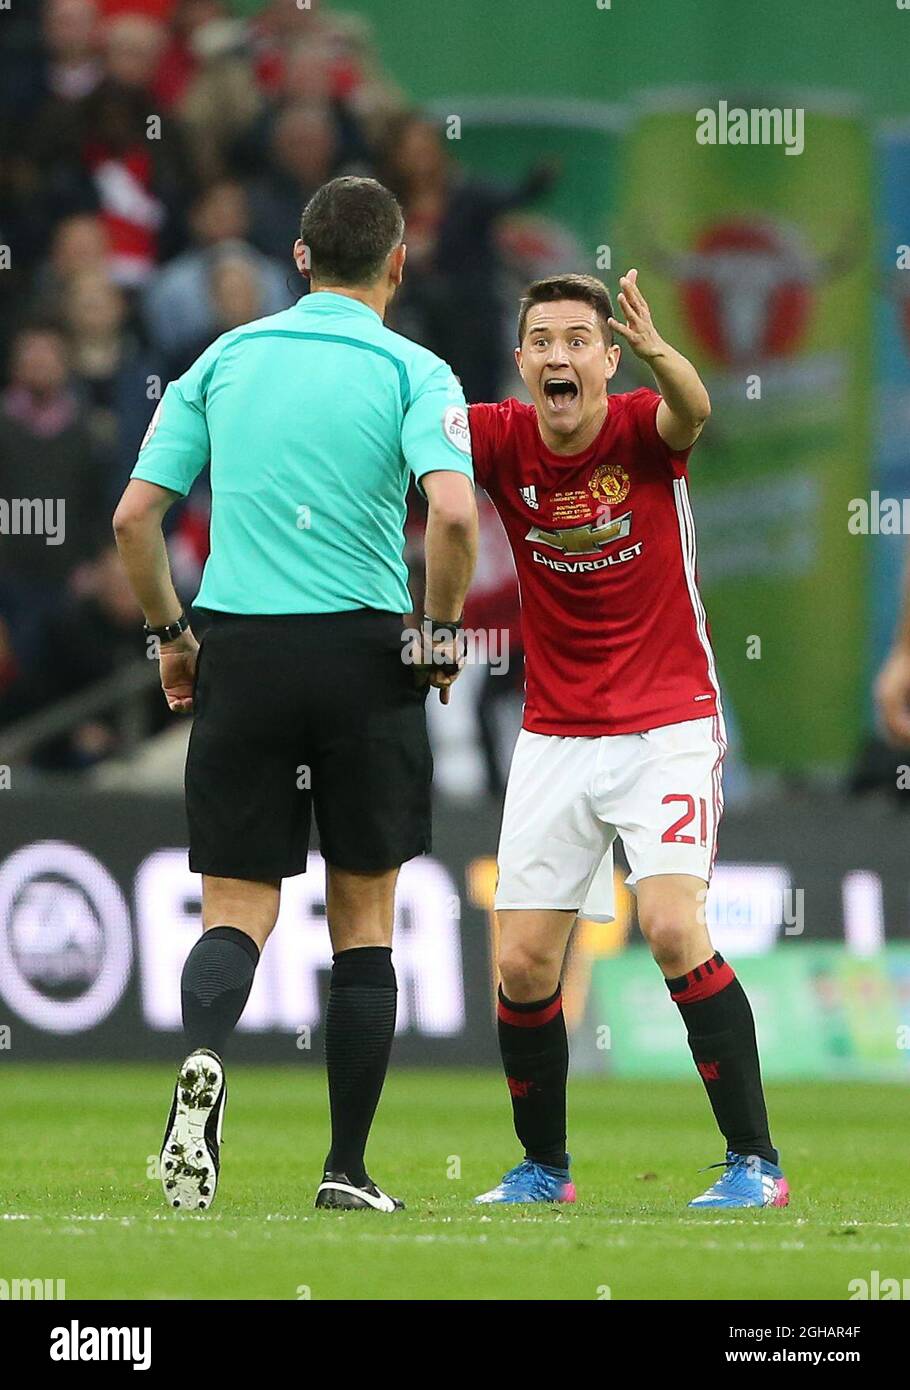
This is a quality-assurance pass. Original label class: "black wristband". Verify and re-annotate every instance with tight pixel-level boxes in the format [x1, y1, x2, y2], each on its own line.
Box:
[144, 611, 189, 644]
[422, 613, 464, 644]
[417, 614, 465, 678]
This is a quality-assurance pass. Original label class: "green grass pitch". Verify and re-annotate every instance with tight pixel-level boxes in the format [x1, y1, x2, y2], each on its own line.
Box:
[1, 1065, 903, 1301]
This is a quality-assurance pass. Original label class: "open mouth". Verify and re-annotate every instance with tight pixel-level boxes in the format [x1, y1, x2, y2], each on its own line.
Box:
[543, 378, 579, 412]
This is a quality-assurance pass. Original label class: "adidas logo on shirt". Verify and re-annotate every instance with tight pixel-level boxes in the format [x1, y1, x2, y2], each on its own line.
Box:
[519, 485, 539, 509]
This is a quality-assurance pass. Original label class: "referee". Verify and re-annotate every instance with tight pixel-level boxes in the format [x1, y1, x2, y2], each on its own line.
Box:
[113, 176, 478, 1213]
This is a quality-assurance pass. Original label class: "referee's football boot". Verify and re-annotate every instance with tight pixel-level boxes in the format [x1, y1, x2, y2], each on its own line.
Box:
[688, 1151, 790, 1209]
[314, 1171, 404, 1212]
[474, 1157, 576, 1205]
[160, 1049, 226, 1212]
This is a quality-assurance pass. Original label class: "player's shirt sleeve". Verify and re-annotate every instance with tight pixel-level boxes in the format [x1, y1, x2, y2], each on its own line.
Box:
[629, 386, 695, 479]
[401, 360, 474, 491]
[130, 338, 222, 496]
[466, 403, 501, 492]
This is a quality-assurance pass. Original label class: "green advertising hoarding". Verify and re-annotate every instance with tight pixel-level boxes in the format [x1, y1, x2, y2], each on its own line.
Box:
[573, 944, 910, 1080]
[426, 97, 624, 338]
[616, 94, 872, 771]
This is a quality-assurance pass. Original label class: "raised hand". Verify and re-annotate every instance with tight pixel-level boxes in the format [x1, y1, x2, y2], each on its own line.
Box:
[608, 269, 666, 361]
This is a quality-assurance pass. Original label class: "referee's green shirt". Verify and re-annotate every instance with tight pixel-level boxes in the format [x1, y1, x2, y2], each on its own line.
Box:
[130, 291, 474, 614]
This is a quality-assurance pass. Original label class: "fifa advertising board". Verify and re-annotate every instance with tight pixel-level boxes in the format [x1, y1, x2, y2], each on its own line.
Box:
[0, 791, 909, 1080]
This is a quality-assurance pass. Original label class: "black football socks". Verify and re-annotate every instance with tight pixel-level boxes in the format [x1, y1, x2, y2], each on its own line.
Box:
[324, 946, 398, 1186]
[181, 925, 260, 1057]
[666, 951, 778, 1165]
[497, 984, 570, 1170]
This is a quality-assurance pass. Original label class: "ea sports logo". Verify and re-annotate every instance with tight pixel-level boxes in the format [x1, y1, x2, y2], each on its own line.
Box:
[681, 220, 813, 366]
[0, 842, 132, 1033]
[443, 405, 471, 455]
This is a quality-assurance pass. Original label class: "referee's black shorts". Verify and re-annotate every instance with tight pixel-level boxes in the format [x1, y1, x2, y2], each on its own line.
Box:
[185, 608, 432, 881]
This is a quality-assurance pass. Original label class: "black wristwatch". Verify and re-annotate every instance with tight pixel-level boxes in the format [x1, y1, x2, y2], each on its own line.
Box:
[422, 613, 464, 645]
[421, 613, 465, 677]
[144, 611, 189, 645]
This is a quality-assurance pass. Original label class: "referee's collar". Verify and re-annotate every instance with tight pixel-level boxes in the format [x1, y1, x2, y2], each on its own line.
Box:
[295, 291, 383, 322]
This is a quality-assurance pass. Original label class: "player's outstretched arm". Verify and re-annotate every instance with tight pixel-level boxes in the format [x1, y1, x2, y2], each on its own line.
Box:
[608, 268, 711, 451]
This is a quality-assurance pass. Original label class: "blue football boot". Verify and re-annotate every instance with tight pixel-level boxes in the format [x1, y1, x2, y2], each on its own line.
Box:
[474, 1157, 576, 1205]
[688, 1151, 790, 1209]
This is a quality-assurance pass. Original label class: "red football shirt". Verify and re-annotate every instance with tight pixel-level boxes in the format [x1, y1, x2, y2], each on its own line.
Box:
[468, 388, 720, 736]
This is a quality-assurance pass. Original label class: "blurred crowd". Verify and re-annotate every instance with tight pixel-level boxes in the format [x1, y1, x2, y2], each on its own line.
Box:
[0, 0, 535, 782]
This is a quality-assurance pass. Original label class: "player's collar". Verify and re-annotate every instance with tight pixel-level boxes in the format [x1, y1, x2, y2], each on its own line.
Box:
[534, 397, 613, 465]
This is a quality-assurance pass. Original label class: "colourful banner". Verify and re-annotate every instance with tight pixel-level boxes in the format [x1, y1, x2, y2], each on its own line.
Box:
[574, 944, 910, 1080]
[616, 93, 873, 771]
[871, 124, 910, 718]
[428, 98, 624, 331]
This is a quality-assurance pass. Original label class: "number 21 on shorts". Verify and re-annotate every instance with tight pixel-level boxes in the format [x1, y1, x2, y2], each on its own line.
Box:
[661, 794, 708, 847]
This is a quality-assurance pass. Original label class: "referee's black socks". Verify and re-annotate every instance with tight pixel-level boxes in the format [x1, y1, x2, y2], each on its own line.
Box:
[181, 925, 260, 1058]
[324, 946, 397, 1186]
[666, 952, 778, 1165]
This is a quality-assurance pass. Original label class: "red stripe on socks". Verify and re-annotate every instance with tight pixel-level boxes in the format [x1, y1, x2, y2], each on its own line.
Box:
[497, 992, 563, 1028]
[669, 954, 735, 1004]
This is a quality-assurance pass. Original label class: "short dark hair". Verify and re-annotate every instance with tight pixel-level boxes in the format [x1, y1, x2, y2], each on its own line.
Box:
[518, 273, 614, 346]
[299, 176, 405, 287]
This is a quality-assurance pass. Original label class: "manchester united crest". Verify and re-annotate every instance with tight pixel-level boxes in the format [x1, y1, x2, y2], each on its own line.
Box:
[588, 462, 630, 506]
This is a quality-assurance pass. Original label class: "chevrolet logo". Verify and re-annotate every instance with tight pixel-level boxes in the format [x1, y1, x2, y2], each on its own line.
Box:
[525, 511, 633, 554]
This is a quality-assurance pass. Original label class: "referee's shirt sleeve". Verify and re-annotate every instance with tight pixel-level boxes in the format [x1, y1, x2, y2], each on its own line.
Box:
[401, 361, 475, 492]
[130, 340, 220, 496]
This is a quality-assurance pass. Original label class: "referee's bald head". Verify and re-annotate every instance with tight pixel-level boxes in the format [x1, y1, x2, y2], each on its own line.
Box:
[295, 176, 405, 289]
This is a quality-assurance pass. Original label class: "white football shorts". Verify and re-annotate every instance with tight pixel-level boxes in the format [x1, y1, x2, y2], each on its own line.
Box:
[494, 715, 727, 923]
